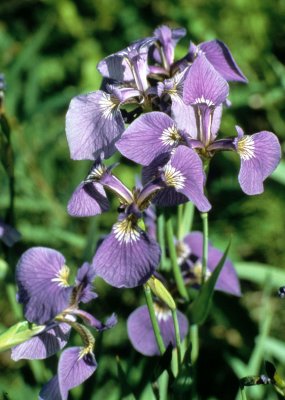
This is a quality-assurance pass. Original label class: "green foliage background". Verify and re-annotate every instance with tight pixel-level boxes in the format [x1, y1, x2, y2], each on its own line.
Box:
[0, 0, 285, 399]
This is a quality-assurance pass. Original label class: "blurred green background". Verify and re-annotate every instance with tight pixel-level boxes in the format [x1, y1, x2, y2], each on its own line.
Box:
[0, 0, 285, 399]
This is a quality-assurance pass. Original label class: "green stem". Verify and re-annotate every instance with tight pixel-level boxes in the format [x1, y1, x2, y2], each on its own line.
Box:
[190, 324, 199, 364]
[177, 204, 183, 240]
[178, 202, 195, 240]
[143, 284, 165, 355]
[166, 216, 189, 300]
[171, 309, 182, 370]
[200, 212, 209, 285]
[158, 212, 167, 270]
[240, 388, 247, 400]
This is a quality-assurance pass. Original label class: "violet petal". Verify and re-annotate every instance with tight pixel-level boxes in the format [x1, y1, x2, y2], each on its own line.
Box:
[93, 220, 160, 288]
[66, 90, 124, 160]
[16, 247, 73, 324]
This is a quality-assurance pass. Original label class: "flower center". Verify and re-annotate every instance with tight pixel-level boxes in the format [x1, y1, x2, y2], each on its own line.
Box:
[99, 92, 118, 119]
[51, 265, 70, 287]
[162, 164, 186, 189]
[113, 218, 140, 244]
[161, 125, 181, 147]
[236, 135, 255, 160]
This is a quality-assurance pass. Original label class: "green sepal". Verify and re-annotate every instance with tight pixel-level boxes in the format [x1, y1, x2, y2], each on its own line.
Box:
[0, 321, 45, 352]
[147, 276, 176, 311]
[189, 239, 231, 325]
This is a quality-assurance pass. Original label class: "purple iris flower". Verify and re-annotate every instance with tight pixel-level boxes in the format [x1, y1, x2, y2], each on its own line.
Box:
[0, 219, 21, 247]
[128, 303, 188, 356]
[176, 231, 241, 296]
[12, 247, 116, 399]
[65, 38, 155, 161]
[118, 54, 281, 196]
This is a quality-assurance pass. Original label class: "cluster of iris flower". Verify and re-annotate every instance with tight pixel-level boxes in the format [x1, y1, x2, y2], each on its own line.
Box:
[9, 25, 281, 398]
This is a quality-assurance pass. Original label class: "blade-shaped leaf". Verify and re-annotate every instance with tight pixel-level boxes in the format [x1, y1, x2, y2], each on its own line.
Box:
[0, 321, 45, 352]
[189, 240, 231, 324]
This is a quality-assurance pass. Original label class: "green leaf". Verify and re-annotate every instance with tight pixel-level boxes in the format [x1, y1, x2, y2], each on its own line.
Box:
[189, 240, 231, 325]
[0, 321, 45, 352]
[235, 262, 285, 287]
[116, 356, 136, 400]
[172, 343, 193, 395]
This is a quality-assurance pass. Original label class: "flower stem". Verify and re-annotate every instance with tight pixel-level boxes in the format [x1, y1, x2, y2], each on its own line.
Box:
[190, 324, 199, 364]
[143, 284, 166, 355]
[240, 388, 247, 400]
[200, 212, 209, 285]
[178, 202, 195, 240]
[158, 211, 167, 270]
[166, 216, 189, 300]
[171, 309, 182, 370]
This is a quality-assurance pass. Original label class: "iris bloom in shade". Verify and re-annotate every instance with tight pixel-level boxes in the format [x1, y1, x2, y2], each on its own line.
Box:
[176, 231, 241, 296]
[12, 247, 116, 400]
[0, 219, 21, 247]
[127, 303, 188, 356]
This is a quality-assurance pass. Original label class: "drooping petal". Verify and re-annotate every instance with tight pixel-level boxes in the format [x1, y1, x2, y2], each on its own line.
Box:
[199, 40, 248, 83]
[127, 305, 188, 356]
[0, 219, 21, 247]
[183, 55, 229, 107]
[39, 375, 61, 400]
[74, 262, 97, 304]
[58, 347, 97, 400]
[116, 112, 182, 165]
[16, 247, 73, 324]
[234, 127, 281, 195]
[67, 181, 109, 217]
[160, 146, 211, 212]
[66, 90, 124, 160]
[11, 323, 71, 361]
[93, 218, 160, 288]
[183, 232, 240, 296]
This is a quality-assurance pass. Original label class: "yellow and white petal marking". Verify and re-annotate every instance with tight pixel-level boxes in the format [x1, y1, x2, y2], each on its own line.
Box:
[86, 164, 106, 181]
[193, 95, 214, 107]
[161, 125, 181, 147]
[193, 261, 211, 284]
[154, 303, 172, 322]
[51, 264, 70, 287]
[176, 240, 191, 265]
[236, 135, 255, 160]
[163, 164, 186, 190]
[113, 218, 140, 244]
[99, 92, 118, 120]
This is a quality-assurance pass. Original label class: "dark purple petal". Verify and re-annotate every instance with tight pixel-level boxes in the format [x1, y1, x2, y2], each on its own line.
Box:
[234, 127, 281, 195]
[0, 219, 21, 247]
[16, 247, 73, 324]
[199, 40, 248, 83]
[100, 172, 133, 204]
[183, 232, 240, 296]
[11, 323, 70, 361]
[93, 219, 160, 288]
[39, 375, 61, 400]
[67, 181, 109, 217]
[58, 347, 97, 399]
[66, 90, 124, 160]
[161, 146, 211, 212]
[183, 55, 229, 107]
[127, 305, 188, 356]
[75, 262, 97, 304]
[116, 112, 181, 165]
